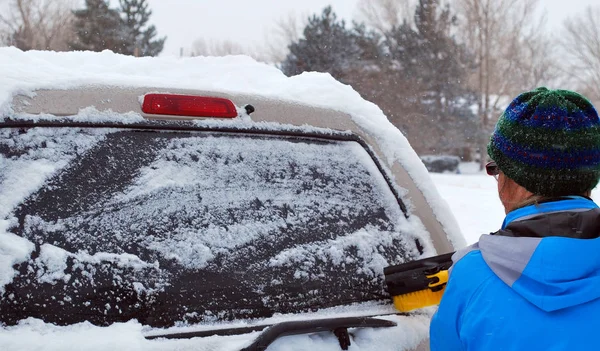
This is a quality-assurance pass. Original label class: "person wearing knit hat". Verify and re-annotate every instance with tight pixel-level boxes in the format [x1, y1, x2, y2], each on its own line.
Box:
[430, 87, 600, 351]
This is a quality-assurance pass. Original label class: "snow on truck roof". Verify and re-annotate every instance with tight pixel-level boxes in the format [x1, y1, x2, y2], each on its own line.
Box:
[0, 47, 464, 252]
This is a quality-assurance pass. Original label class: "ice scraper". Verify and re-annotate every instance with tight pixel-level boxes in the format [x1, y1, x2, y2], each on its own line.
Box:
[384, 252, 454, 312]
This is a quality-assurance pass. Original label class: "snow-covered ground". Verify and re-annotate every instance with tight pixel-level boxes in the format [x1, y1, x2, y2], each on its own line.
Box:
[431, 163, 600, 245]
[431, 172, 503, 244]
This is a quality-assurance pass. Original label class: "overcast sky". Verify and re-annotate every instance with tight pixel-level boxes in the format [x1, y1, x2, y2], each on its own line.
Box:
[138, 0, 598, 57]
[1, 0, 595, 57]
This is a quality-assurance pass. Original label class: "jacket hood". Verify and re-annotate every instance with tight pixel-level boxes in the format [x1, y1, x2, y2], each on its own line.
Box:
[469, 197, 600, 312]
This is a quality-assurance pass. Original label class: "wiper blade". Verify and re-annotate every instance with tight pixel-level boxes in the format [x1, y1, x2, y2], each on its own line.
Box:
[146, 316, 397, 351]
[240, 317, 396, 351]
[145, 324, 267, 340]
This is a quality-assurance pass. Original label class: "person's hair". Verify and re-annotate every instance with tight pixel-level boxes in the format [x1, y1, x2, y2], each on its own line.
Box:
[513, 195, 554, 210]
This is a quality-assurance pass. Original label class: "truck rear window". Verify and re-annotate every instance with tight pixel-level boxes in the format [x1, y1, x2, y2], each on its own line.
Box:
[0, 127, 421, 327]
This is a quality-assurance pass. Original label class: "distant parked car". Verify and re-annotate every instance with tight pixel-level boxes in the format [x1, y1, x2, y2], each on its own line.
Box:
[421, 155, 461, 174]
[0, 49, 463, 351]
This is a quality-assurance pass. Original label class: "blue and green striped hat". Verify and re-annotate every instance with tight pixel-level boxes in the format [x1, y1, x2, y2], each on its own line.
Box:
[487, 87, 600, 196]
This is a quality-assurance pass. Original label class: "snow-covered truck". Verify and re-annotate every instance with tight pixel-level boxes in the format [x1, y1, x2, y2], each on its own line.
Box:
[0, 48, 464, 351]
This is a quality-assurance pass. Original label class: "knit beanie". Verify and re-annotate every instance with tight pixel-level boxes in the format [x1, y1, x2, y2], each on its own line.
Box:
[487, 87, 600, 197]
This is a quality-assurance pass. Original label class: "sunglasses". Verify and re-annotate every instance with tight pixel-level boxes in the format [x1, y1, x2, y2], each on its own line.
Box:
[486, 161, 500, 180]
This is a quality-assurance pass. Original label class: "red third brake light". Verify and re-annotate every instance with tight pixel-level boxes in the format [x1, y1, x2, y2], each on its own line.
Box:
[142, 94, 238, 118]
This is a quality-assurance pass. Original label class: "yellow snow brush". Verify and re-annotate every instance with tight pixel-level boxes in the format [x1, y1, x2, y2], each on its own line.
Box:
[384, 252, 454, 312]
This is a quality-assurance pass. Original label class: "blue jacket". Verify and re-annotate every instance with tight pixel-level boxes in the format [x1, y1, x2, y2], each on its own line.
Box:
[430, 196, 600, 351]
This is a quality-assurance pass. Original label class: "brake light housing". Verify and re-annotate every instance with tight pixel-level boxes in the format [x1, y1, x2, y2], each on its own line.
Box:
[142, 94, 238, 118]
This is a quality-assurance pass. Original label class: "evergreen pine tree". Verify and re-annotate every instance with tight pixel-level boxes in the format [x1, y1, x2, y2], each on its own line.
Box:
[119, 0, 166, 56]
[70, 0, 127, 53]
[281, 7, 380, 80]
[385, 0, 477, 152]
[387, 0, 472, 113]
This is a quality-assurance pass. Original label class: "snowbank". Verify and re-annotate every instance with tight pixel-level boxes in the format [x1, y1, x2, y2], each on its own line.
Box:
[431, 171, 600, 244]
[430, 173, 505, 244]
[0, 47, 464, 250]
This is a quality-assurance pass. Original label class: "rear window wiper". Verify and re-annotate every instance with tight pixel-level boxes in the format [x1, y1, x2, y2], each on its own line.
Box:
[146, 316, 397, 351]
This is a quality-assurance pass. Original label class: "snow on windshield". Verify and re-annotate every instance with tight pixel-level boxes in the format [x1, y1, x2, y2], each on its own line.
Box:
[26, 133, 414, 270]
[0, 126, 428, 327]
[113, 135, 410, 269]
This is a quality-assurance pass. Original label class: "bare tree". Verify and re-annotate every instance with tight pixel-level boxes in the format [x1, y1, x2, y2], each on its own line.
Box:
[191, 38, 246, 57]
[262, 11, 306, 63]
[357, 0, 415, 33]
[0, 0, 75, 51]
[510, 30, 561, 94]
[455, 0, 552, 168]
[562, 6, 600, 105]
